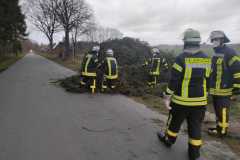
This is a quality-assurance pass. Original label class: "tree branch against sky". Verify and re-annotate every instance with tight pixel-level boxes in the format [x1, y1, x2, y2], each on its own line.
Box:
[71, 18, 96, 59]
[22, 0, 240, 45]
[29, 0, 60, 52]
[53, 0, 93, 59]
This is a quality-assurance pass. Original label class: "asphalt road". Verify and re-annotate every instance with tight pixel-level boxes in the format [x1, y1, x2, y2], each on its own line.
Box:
[0, 53, 188, 160]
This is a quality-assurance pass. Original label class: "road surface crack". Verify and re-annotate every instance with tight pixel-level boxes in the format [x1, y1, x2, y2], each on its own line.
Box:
[81, 126, 115, 133]
[81, 123, 147, 133]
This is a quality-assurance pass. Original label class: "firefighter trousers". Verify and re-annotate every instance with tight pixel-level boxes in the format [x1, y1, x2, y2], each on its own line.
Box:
[212, 96, 230, 135]
[165, 103, 206, 160]
[81, 76, 96, 93]
[101, 78, 117, 90]
[147, 74, 159, 87]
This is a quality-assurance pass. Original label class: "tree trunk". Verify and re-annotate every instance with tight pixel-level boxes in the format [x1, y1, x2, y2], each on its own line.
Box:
[48, 37, 54, 53]
[72, 35, 76, 61]
[63, 29, 70, 60]
[72, 28, 78, 62]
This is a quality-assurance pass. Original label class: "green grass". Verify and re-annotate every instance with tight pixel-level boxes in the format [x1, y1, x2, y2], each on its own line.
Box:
[39, 53, 83, 72]
[132, 94, 169, 114]
[230, 101, 240, 121]
[0, 54, 24, 73]
[141, 95, 239, 118]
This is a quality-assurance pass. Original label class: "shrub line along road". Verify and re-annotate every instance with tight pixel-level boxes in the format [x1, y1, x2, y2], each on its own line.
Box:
[0, 53, 189, 160]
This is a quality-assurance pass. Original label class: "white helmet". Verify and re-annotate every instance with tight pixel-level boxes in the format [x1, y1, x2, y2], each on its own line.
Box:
[152, 48, 160, 54]
[92, 46, 100, 52]
[106, 49, 114, 56]
[209, 31, 230, 43]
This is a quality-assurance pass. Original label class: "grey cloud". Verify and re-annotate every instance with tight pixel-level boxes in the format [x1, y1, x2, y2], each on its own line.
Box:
[25, 0, 240, 44]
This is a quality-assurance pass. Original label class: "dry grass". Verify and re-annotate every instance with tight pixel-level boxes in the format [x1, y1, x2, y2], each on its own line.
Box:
[0, 54, 24, 72]
[132, 95, 169, 115]
[39, 53, 83, 72]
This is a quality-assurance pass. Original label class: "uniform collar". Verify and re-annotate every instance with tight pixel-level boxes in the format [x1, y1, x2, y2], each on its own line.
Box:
[214, 44, 227, 53]
[184, 48, 201, 54]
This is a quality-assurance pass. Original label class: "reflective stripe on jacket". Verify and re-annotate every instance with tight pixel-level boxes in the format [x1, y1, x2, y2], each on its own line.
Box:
[166, 51, 211, 106]
[81, 54, 98, 77]
[210, 45, 240, 96]
[103, 56, 118, 80]
[150, 58, 161, 75]
[145, 56, 168, 76]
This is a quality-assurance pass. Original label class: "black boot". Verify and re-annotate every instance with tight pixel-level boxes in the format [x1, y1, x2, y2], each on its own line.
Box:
[208, 127, 227, 138]
[157, 131, 172, 148]
[207, 127, 218, 136]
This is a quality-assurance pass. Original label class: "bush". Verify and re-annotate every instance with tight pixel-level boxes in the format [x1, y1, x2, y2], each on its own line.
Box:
[57, 37, 176, 96]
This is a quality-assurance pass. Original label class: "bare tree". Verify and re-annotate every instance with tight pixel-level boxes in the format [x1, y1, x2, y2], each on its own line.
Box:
[84, 22, 97, 42]
[71, 20, 93, 60]
[82, 25, 123, 43]
[54, 0, 93, 59]
[107, 28, 124, 40]
[29, 0, 60, 52]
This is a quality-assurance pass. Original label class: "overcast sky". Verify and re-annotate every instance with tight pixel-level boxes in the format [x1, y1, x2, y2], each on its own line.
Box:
[26, 0, 240, 45]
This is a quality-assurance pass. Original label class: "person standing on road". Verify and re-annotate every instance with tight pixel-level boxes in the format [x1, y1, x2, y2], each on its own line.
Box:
[143, 48, 168, 88]
[208, 31, 240, 137]
[157, 28, 211, 160]
[80, 46, 100, 93]
[100, 49, 119, 92]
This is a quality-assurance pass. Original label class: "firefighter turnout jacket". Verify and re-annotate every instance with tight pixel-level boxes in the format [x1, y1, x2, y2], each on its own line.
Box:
[166, 51, 211, 106]
[81, 53, 98, 77]
[145, 55, 168, 76]
[102, 55, 118, 80]
[210, 45, 240, 96]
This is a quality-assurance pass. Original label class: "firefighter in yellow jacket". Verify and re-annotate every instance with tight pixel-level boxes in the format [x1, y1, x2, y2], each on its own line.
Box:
[157, 29, 211, 160]
[101, 49, 118, 91]
[144, 48, 168, 87]
[208, 31, 240, 137]
[80, 46, 100, 93]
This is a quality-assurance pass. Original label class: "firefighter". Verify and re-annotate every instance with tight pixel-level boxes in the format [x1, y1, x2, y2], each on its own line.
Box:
[144, 48, 168, 87]
[80, 46, 100, 93]
[157, 29, 211, 160]
[101, 49, 118, 92]
[208, 31, 240, 137]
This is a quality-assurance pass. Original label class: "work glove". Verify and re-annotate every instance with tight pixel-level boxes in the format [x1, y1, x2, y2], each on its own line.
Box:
[163, 92, 172, 110]
[230, 96, 237, 101]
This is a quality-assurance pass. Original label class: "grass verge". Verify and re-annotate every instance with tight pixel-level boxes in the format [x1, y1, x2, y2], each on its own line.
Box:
[0, 54, 25, 73]
[39, 52, 82, 72]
